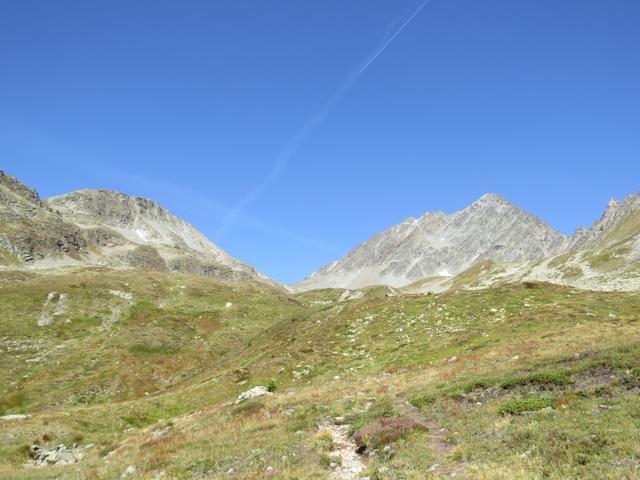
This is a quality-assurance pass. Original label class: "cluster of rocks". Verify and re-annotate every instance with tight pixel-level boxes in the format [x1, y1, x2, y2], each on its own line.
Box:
[28, 444, 89, 466]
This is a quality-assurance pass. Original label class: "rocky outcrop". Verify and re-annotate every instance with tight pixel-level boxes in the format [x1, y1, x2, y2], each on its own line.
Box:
[568, 194, 640, 251]
[29, 444, 87, 466]
[0, 171, 87, 264]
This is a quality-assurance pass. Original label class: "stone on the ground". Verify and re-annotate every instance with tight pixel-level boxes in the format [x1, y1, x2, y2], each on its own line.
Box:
[234, 386, 272, 404]
[121, 465, 138, 478]
[0, 414, 28, 421]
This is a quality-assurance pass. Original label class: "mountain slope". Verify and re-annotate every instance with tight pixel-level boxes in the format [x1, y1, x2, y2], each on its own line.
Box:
[568, 194, 640, 251]
[0, 171, 275, 285]
[461, 193, 640, 292]
[0, 171, 86, 266]
[295, 193, 568, 290]
[2, 270, 640, 479]
[46, 189, 274, 284]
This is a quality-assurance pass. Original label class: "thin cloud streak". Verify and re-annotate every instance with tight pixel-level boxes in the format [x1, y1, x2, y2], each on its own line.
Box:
[358, 0, 431, 73]
[216, 0, 432, 239]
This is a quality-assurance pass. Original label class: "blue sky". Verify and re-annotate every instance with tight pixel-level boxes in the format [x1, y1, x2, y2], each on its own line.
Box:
[1, 1, 639, 283]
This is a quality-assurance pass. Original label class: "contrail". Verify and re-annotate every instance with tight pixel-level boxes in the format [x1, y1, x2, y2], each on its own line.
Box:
[216, 0, 431, 239]
[359, 0, 431, 73]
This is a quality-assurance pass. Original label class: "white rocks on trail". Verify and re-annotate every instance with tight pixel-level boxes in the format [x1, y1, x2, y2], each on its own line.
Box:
[234, 386, 272, 404]
[318, 421, 366, 480]
[109, 290, 133, 302]
[37, 292, 68, 326]
[98, 289, 135, 331]
[120, 465, 138, 478]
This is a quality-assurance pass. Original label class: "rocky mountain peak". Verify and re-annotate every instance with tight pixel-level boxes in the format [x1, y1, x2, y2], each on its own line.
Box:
[46, 189, 224, 256]
[473, 192, 508, 205]
[569, 193, 640, 251]
[0, 170, 44, 211]
[294, 194, 568, 291]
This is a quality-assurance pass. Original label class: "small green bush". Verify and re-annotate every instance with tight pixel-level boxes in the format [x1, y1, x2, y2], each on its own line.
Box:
[353, 417, 427, 452]
[312, 431, 334, 453]
[266, 379, 277, 393]
[410, 394, 436, 408]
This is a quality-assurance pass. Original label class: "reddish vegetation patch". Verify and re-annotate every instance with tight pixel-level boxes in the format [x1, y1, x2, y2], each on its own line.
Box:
[353, 417, 428, 453]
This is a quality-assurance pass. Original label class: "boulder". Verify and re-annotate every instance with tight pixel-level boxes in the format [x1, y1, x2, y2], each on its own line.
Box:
[234, 386, 271, 405]
[121, 465, 138, 478]
[0, 414, 29, 421]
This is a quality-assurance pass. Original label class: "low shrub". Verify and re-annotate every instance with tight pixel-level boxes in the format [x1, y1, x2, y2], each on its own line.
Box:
[266, 379, 277, 393]
[353, 417, 427, 453]
[410, 394, 436, 408]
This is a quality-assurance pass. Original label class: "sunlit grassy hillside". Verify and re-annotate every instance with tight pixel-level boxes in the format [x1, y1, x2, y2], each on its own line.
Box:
[1, 269, 639, 479]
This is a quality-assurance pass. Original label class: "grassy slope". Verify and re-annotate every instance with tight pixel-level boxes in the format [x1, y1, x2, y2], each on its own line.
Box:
[1, 270, 640, 479]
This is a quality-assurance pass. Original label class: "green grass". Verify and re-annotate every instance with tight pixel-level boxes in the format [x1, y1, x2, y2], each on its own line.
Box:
[1, 268, 640, 478]
[450, 259, 497, 289]
[500, 371, 573, 389]
[0, 248, 20, 266]
[498, 396, 553, 415]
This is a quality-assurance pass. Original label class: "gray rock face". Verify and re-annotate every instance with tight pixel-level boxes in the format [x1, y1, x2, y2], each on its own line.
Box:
[46, 189, 275, 284]
[295, 194, 569, 290]
[0, 171, 86, 264]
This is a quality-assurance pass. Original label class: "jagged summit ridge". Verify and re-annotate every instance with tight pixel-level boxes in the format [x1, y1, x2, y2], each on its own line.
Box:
[295, 193, 569, 291]
[568, 193, 640, 251]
